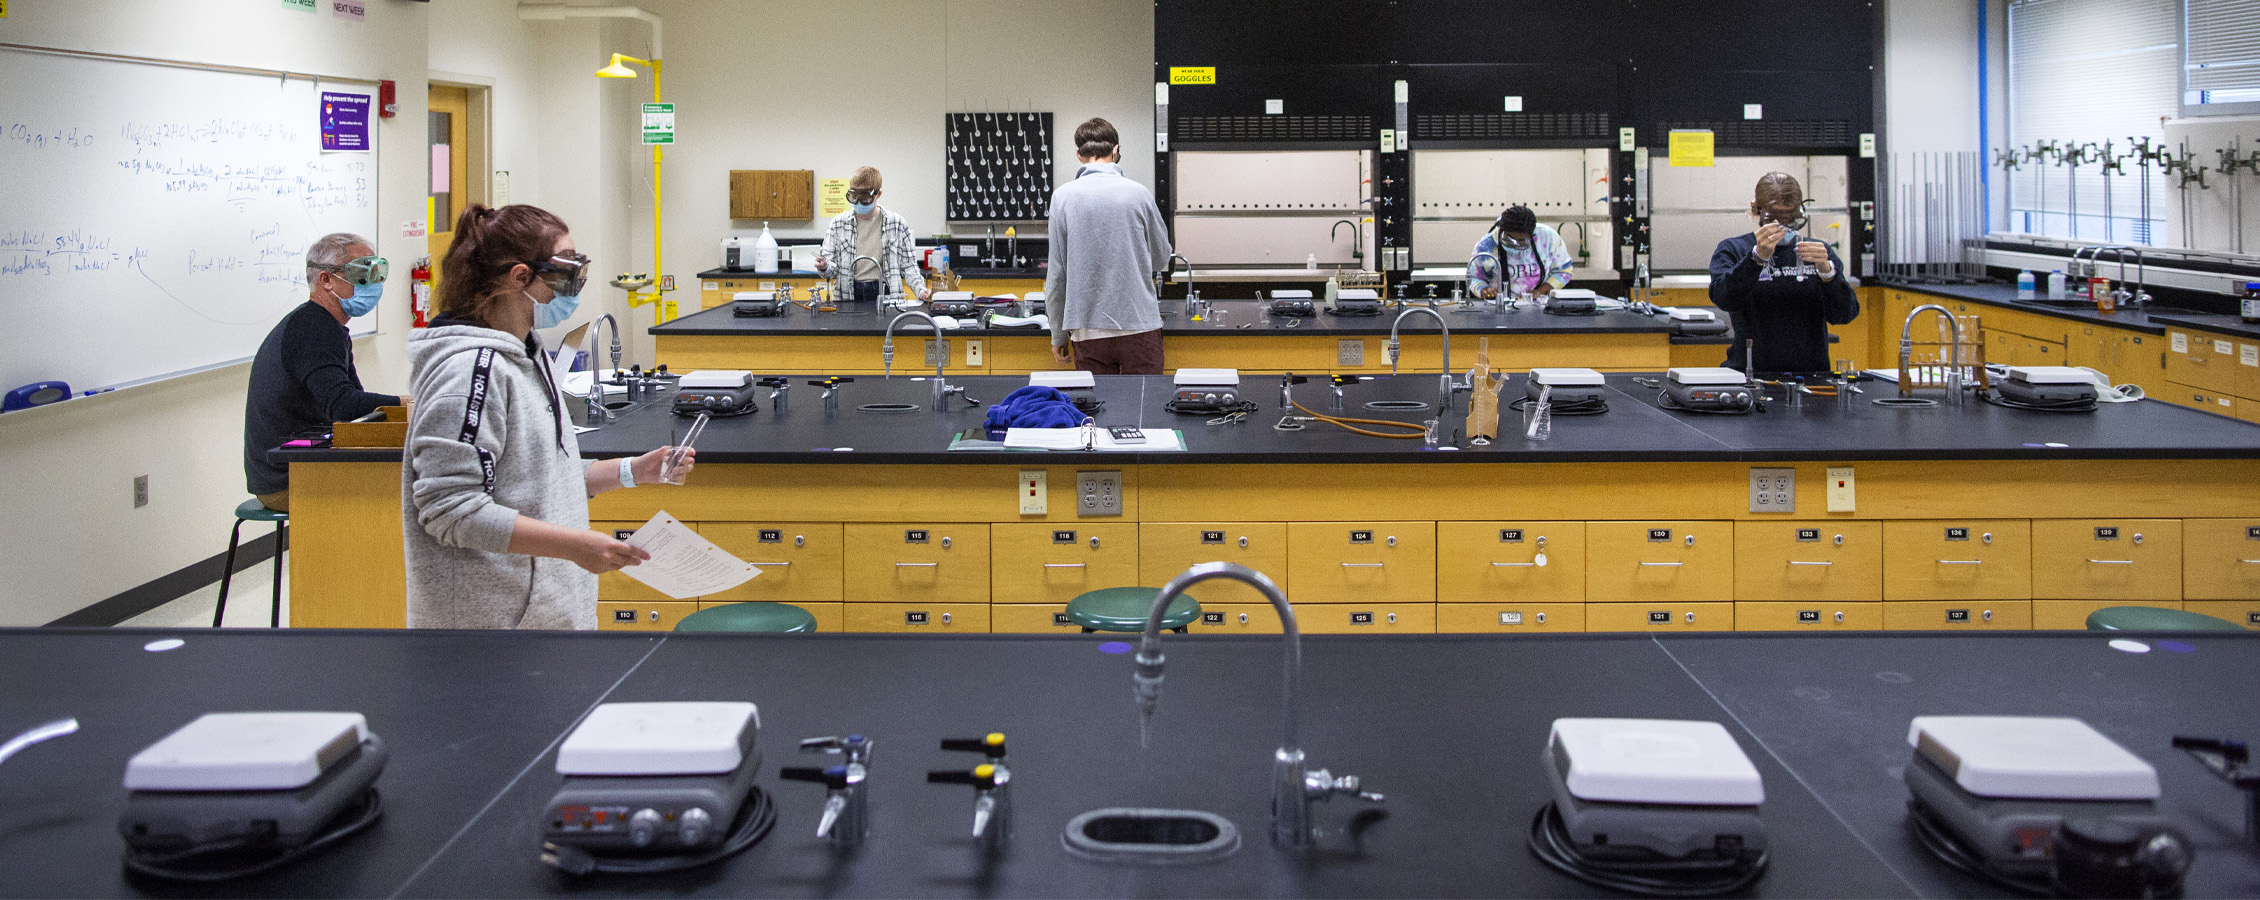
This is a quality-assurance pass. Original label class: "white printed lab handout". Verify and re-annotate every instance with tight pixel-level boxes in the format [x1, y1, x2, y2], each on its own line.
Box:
[617, 511, 761, 600]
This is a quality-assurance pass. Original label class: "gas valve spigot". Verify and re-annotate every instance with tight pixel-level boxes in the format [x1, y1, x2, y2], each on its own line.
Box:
[780, 735, 871, 848]
[927, 733, 1011, 850]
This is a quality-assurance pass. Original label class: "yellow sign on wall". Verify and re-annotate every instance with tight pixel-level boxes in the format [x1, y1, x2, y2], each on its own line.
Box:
[1169, 67, 1216, 85]
[2, 1, 10, 18]
[817, 178, 849, 218]
[1668, 129, 1715, 168]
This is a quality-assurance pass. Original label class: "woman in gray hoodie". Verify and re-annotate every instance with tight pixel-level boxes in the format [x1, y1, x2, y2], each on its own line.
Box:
[401, 204, 692, 629]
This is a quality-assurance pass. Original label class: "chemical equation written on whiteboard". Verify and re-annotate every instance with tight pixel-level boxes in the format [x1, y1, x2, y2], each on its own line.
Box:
[0, 225, 294, 283]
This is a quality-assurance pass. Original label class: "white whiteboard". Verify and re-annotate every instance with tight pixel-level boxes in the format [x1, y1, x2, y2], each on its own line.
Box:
[0, 46, 380, 394]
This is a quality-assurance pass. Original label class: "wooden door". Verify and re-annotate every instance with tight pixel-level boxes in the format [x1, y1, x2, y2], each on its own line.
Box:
[427, 85, 479, 294]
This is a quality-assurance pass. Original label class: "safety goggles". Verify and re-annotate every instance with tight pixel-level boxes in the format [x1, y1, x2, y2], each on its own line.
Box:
[1497, 233, 1534, 250]
[1756, 203, 1810, 231]
[313, 256, 389, 286]
[846, 188, 880, 204]
[529, 252, 592, 297]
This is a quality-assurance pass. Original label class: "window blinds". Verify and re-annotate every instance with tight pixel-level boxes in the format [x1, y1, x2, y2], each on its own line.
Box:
[2186, 0, 2260, 108]
[2006, 0, 2177, 241]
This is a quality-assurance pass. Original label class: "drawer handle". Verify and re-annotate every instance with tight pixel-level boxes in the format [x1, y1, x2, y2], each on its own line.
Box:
[1341, 562, 1385, 568]
[1639, 561, 1683, 567]
[750, 561, 792, 567]
[1787, 561, 1833, 566]
[2085, 559, 2135, 565]
[1936, 560, 1984, 565]
[895, 562, 940, 568]
[1490, 561, 1537, 568]
[1044, 563, 1088, 569]
[2240, 559, 2260, 564]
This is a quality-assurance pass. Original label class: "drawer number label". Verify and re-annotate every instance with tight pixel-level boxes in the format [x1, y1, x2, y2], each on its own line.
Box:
[1201, 530, 1226, 543]
[2094, 526, 2119, 540]
[1350, 612, 1375, 625]
[1648, 611, 1671, 623]
[1499, 529, 1525, 542]
[759, 529, 783, 543]
[614, 529, 635, 540]
[1648, 529, 1673, 542]
[1946, 609, 1971, 622]
[1798, 610, 1821, 623]
[1052, 612, 1071, 626]
[2250, 612, 2260, 625]
[1500, 611, 1524, 625]
[905, 530, 929, 544]
[1796, 528, 1821, 542]
[2247, 527, 2260, 540]
[1053, 530, 1077, 544]
[905, 611, 930, 625]
[1945, 527, 1970, 541]
[1202, 611, 1225, 624]
[613, 609, 637, 622]
[1350, 530, 1374, 543]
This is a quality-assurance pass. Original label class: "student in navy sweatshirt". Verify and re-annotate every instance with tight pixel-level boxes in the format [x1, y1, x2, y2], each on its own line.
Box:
[1707, 172, 1859, 374]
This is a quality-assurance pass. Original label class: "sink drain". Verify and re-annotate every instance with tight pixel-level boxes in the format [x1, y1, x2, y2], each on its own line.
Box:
[1062, 808, 1240, 865]
[858, 403, 920, 413]
[1364, 400, 1431, 412]
[1870, 397, 1939, 408]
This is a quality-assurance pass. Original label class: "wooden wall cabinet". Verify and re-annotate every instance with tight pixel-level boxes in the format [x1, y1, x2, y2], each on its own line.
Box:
[730, 169, 814, 220]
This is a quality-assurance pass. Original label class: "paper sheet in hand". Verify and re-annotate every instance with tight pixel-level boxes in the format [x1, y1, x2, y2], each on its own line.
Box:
[617, 511, 761, 599]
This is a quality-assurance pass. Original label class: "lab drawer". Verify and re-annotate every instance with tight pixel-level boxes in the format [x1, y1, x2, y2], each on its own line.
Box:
[2182, 601, 2260, 630]
[697, 523, 844, 606]
[1733, 521, 1882, 603]
[2165, 330, 2242, 395]
[1436, 603, 1587, 634]
[1585, 521, 1733, 604]
[1881, 601, 2032, 630]
[2030, 519, 2181, 601]
[1585, 602, 1735, 632]
[1436, 522, 1585, 604]
[597, 600, 696, 632]
[1881, 520, 2031, 601]
[2159, 381, 2241, 417]
[2184, 519, 2260, 600]
[2032, 599, 2182, 631]
[990, 604, 1082, 634]
[594, 521, 693, 604]
[990, 523, 1139, 605]
[1297, 604, 1436, 634]
[1138, 522, 1290, 608]
[1185, 603, 1287, 634]
[842, 524, 990, 604]
[1286, 522, 1436, 605]
[841, 603, 990, 633]
[1733, 601, 1883, 631]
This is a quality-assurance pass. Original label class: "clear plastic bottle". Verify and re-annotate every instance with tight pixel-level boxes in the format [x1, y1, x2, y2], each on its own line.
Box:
[752, 223, 780, 274]
[2047, 269, 2067, 300]
[2016, 270, 2035, 300]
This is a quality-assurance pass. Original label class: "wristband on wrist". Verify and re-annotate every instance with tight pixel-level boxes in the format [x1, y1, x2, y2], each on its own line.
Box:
[618, 457, 636, 489]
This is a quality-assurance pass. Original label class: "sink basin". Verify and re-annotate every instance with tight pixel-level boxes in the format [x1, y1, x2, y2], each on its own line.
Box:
[1061, 808, 1239, 865]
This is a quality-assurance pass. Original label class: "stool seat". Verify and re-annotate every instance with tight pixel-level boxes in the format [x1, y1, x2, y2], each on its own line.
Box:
[235, 499, 289, 523]
[676, 602, 818, 633]
[2085, 606, 2244, 632]
[1066, 587, 1200, 633]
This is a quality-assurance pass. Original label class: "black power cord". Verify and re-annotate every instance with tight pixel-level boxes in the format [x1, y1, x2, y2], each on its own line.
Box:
[1905, 799, 2055, 897]
[1979, 389, 2099, 413]
[1526, 802, 1768, 898]
[1164, 398, 1258, 418]
[1511, 395, 1609, 416]
[539, 785, 777, 877]
[122, 788, 383, 883]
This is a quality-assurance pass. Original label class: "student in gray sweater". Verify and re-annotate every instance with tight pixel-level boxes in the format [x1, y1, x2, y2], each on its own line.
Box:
[402, 204, 692, 629]
[1044, 117, 1173, 374]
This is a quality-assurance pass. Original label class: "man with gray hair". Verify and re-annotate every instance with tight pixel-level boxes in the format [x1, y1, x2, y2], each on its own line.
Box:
[241, 233, 404, 511]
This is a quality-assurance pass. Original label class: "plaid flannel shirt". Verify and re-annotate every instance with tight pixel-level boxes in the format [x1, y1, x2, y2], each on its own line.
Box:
[820, 206, 927, 300]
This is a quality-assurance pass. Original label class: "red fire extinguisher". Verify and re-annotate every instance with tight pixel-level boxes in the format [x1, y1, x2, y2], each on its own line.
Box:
[410, 257, 434, 327]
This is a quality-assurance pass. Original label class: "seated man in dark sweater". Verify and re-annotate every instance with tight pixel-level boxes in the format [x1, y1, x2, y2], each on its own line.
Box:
[242, 233, 404, 511]
[1708, 172, 1859, 374]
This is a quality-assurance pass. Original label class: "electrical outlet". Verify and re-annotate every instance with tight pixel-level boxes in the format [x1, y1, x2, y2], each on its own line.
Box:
[965, 339, 984, 367]
[923, 339, 949, 367]
[1338, 339, 1365, 366]
[1018, 469, 1047, 515]
[1748, 467, 1793, 512]
[1075, 470, 1122, 517]
[1826, 466, 1856, 512]
[133, 474, 148, 508]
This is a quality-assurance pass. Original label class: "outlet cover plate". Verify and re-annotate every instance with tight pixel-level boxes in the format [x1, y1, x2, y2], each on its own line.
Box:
[1749, 467, 1794, 513]
[1338, 339, 1365, 366]
[1076, 470, 1122, 517]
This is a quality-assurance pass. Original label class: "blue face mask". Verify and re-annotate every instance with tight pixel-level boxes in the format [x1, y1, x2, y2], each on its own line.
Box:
[339, 281, 383, 318]
[851, 201, 875, 215]
[531, 289, 581, 329]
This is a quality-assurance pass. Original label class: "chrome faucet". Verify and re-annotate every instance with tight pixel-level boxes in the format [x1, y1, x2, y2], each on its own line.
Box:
[883, 310, 969, 409]
[1388, 306, 1465, 412]
[1900, 303, 1965, 406]
[1470, 250, 1508, 311]
[1164, 254, 1199, 316]
[2096, 246, 2150, 309]
[780, 735, 872, 849]
[1132, 562, 1382, 851]
[578, 313, 621, 424]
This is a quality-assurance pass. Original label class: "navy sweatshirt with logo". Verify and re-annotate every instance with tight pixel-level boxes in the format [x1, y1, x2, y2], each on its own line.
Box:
[1706, 233, 1860, 373]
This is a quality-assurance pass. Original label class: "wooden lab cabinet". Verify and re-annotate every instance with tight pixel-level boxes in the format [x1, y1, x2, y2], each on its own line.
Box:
[1185, 603, 1289, 634]
[1286, 522, 1436, 604]
[1881, 600, 2032, 630]
[729, 169, 814, 220]
[1585, 521, 1733, 604]
[841, 603, 990, 633]
[2065, 324, 2161, 395]
[2029, 519, 2180, 601]
[2031, 600, 2182, 631]
[990, 604, 1081, 634]
[594, 521, 688, 604]
[1733, 521, 1882, 603]
[1734, 602, 1883, 631]
[990, 523, 1138, 605]
[2183, 519, 2260, 600]
[2183, 601, 2260, 630]
[842, 524, 989, 604]
[1881, 520, 2031, 601]
[698, 523, 844, 606]
[1296, 604, 1436, 634]
[1435, 603, 1587, 634]
[597, 600, 697, 631]
[1586, 602, 1735, 632]
[1436, 522, 1585, 604]
[1138, 522, 1288, 607]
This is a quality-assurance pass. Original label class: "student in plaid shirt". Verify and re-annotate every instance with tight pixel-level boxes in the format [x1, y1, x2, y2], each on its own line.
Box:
[815, 166, 932, 304]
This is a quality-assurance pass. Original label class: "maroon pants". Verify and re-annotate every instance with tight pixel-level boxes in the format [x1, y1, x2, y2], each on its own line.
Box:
[1072, 329, 1165, 375]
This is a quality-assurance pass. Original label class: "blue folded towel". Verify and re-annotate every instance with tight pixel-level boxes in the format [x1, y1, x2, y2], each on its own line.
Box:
[983, 385, 1086, 430]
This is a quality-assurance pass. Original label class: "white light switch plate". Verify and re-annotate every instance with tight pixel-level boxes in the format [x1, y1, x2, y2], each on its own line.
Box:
[1019, 469, 1047, 515]
[1826, 466, 1855, 513]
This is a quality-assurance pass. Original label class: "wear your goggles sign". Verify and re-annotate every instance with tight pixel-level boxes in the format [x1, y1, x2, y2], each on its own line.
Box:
[1169, 67, 1216, 85]
[642, 103, 675, 145]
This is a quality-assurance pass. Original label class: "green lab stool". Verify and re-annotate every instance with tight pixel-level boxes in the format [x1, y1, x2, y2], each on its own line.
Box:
[1065, 587, 1201, 634]
[675, 602, 818, 633]
[2084, 606, 2244, 632]
[214, 499, 288, 628]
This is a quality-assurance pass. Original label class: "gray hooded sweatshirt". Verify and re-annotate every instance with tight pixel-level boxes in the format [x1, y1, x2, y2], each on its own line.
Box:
[401, 323, 596, 630]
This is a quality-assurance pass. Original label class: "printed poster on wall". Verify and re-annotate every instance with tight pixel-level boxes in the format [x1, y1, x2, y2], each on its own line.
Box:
[817, 178, 849, 218]
[1668, 130, 1714, 168]
[320, 92, 371, 152]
